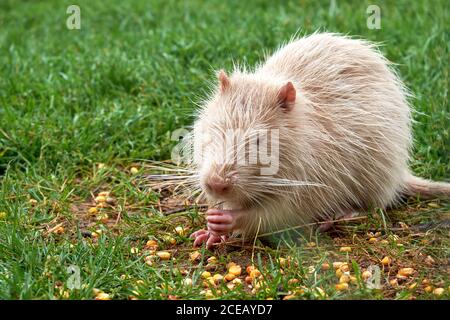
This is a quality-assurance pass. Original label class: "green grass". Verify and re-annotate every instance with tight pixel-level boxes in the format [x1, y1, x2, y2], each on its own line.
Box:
[0, 0, 448, 300]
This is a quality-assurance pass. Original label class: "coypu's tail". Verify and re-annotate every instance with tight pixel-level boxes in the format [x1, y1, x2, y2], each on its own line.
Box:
[404, 173, 450, 200]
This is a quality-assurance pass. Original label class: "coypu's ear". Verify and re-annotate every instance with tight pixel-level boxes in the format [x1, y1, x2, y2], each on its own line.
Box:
[218, 69, 230, 93]
[277, 82, 296, 110]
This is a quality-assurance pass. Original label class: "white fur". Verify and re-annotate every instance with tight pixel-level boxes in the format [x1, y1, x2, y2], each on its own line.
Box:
[188, 33, 446, 239]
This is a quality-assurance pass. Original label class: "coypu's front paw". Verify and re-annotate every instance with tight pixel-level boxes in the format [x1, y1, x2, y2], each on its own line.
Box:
[190, 229, 227, 249]
[205, 208, 240, 236]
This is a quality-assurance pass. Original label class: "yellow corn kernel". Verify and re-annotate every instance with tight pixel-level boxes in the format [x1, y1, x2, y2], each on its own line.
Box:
[207, 256, 217, 264]
[389, 279, 398, 286]
[381, 256, 391, 265]
[424, 285, 433, 293]
[224, 273, 236, 282]
[398, 267, 414, 277]
[213, 274, 224, 284]
[362, 270, 372, 281]
[339, 274, 350, 283]
[175, 226, 186, 236]
[130, 247, 139, 254]
[95, 292, 111, 300]
[228, 265, 242, 276]
[130, 167, 139, 174]
[95, 195, 106, 203]
[433, 288, 444, 296]
[335, 283, 349, 291]
[156, 251, 171, 260]
[250, 269, 261, 279]
[183, 278, 193, 286]
[190, 251, 201, 262]
[146, 240, 158, 248]
[340, 246, 352, 253]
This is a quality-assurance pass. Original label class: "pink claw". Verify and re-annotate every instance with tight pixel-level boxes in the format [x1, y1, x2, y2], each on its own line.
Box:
[190, 228, 228, 249]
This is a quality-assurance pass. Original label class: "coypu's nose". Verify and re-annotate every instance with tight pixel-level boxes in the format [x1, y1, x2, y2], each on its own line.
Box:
[206, 177, 231, 196]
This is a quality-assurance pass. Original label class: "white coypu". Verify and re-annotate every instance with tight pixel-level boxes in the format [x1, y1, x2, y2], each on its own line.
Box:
[185, 33, 450, 248]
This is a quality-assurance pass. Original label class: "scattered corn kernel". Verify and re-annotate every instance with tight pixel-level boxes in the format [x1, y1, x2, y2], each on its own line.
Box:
[29, 199, 38, 205]
[389, 279, 398, 286]
[232, 278, 242, 286]
[339, 263, 349, 272]
[201, 271, 212, 279]
[340, 246, 352, 253]
[190, 251, 201, 261]
[98, 191, 110, 197]
[144, 255, 154, 266]
[398, 268, 414, 277]
[226, 262, 237, 269]
[226, 283, 235, 290]
[288, 278, 300, 285]
[156, 251, 171, 260]
[92, 288, 102, 295]
[335, 283, 349, 291]
[380, 239, 389, 245]
[381, 256, 391, 265]
[228, 265, 242, 276]
[283, 294, 296, 300]
[321, 262, 330, 271]
[362, 271, 372, 281]
[54, 226, 65, 235]
[130, 167, 139, 174]
[433, 288, 444, 296]
[130, 247, 139, 254]
[333, 262, 344, 269]
[105, 197, 115, 205]
[95, 292, 111, 300]
[183, 278, 193, 286]
[204, 290, 214, 299]
[339, 274, 350, 284]
[424, 285, 433, 293]
[212, 274, 224, 284]
[250, 269, 261, 279]
[350, 276, 357, 284]
[145, 240, 158, 249]
[175, 226, 186, 236]
[95, 196, 106, 203]
[224, 273, 236, 282]
[408, 282, 417, 290]
[245, 276, 253, 284]
[368, 237, 378, 243]
[335, 269, 343, 278]
[307, 242, 316, 247]
[88, 207, 98, 215]
[207, 256, 217, 264]
[246, 265, 256, 274]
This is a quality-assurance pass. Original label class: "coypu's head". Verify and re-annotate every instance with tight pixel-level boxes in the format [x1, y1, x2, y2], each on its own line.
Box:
[193, 70, 299, 210]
